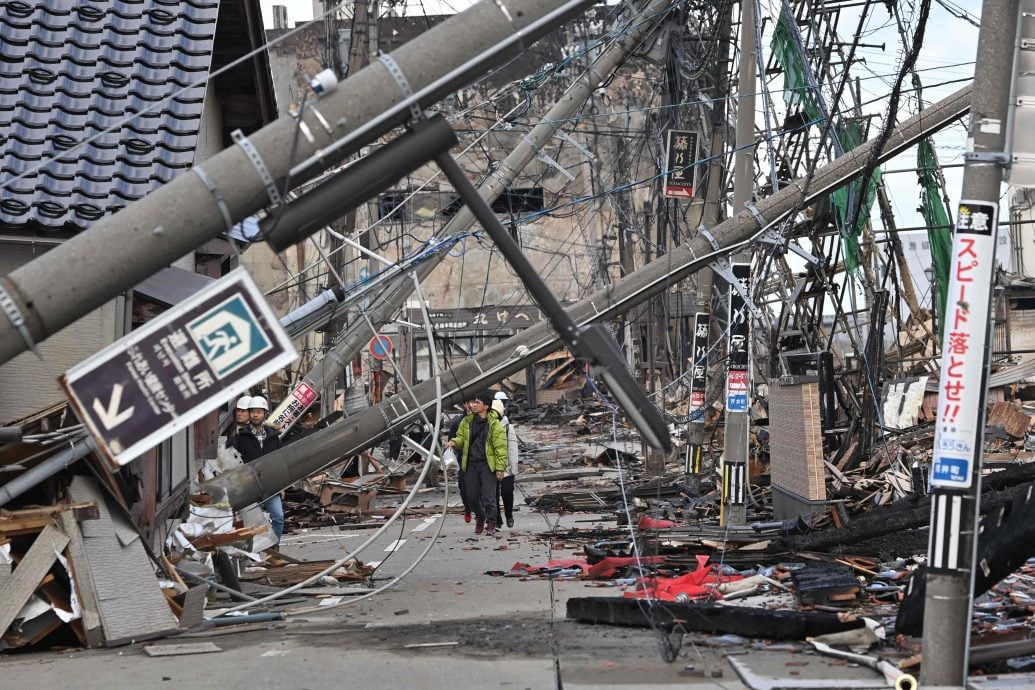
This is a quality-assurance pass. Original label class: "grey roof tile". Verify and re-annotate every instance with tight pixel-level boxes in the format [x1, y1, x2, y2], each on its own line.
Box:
[0, 0, 219, 230]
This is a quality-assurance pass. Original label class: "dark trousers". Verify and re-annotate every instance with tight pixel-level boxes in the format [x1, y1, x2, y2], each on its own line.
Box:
[457, 466, 471, 512]
[496, 475, 515, 522]
[464, 461, 498, 525]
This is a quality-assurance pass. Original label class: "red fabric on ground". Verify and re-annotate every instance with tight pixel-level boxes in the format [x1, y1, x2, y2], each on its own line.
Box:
[624, 555, 743, 601]
[586, 556, 666, 579]
[637, 515, 678, 529]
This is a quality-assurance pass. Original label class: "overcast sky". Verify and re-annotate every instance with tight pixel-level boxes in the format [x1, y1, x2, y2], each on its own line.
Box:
[259, 0, 481, 26]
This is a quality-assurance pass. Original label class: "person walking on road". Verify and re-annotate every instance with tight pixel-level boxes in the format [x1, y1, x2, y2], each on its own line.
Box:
[492, 393, 520, 528]
[448, 402, 475, 523]
[227, 396, 285, 543]
[446, 390, 508, 535]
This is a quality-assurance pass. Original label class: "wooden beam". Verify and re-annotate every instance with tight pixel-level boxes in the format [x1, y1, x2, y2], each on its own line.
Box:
[0, 502, 99, 538]
[57, 511, 104, 647]
[0, 524, 69, 638]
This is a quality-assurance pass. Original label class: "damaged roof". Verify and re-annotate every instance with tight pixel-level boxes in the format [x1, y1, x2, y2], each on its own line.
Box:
[0, 0, 220, 231]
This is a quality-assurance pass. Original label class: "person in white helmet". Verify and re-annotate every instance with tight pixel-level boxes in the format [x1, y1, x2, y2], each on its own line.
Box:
[232, 396, 252, 435]
[492, 393, 520, 528]
[227, 395, 285, 542]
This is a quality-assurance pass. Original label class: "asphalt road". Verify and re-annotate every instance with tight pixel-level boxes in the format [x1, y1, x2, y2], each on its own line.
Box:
[0, 475, 929, 689]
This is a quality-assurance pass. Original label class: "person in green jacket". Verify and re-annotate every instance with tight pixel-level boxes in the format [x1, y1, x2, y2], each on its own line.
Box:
[445, 389, 508, 535]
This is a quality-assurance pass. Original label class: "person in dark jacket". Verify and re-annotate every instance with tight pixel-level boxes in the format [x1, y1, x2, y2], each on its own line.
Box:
[448, 402, 474, 523]
[232, 396, 251, 435]
[227, 396, 285, 542]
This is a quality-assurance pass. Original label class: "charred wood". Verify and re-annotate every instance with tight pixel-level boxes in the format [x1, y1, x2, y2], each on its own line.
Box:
[897, 483, 1035, 635]
[567, 597, 864, 639]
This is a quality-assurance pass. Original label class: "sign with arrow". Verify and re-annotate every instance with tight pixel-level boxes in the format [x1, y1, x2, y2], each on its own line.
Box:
[61, 268, 297, 467]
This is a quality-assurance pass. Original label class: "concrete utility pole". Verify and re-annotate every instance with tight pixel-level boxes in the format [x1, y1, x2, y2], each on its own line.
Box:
[920, 0, 1015, 685]
[266, 0, 673, 433]
[0, 0, 595, 367]
[686, 2, 734, 494]
[206, 85, 973, 509]
[721, 0, 758, 526]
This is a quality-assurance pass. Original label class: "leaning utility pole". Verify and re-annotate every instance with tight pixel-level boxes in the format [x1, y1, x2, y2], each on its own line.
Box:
[920, 0, 1014, 686]
[720, 0, 758, 526]
[205, 85, 973, 510]
[266, 0, 674, 432]
[685, 3, 734, 494]
[0, 0, 596, 367]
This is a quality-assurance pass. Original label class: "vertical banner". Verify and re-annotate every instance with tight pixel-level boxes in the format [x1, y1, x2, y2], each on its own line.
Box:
[689, 312, 709, 412]
[725, 263, 751, 413]
[663, 130, 699, 198]
[930, 201, 998, 493]
[269, 380, 320, 436]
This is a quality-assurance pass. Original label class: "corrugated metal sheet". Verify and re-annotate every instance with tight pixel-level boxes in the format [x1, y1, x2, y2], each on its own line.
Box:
[0, 0, 220, 230]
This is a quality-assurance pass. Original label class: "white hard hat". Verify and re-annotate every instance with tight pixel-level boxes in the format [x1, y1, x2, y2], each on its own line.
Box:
[494, 391, 509, 401]
[249, 396, 269, 411]
[236, 396, 252, 410]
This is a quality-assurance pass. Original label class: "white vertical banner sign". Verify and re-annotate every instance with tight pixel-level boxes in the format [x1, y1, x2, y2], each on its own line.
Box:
[930, 200, 998, 491]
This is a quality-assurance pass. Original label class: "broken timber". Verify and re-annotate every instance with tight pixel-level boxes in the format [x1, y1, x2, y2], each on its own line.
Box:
[209, 85, 974, 510]
[566, 597, 864, 639]
[897, 483, 1035, 635]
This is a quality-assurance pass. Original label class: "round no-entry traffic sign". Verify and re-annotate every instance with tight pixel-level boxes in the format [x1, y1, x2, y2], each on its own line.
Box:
[369, 334, 394, 360]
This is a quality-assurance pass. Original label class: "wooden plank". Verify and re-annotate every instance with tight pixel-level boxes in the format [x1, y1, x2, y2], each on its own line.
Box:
[0, 502, 99, 537]
[1, 609, 63, 649]
[0, 524, 69, 638]
[37, 578, 85, 646]
[161, 555, 187, 591]
[68, 476, 179, 647]
[187, 525, 267, 551]
[162, 589, 183, 618]
[57, 510, 104, 647]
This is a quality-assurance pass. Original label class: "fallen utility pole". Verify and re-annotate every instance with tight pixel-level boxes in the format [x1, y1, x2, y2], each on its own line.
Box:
[206, 85, 973, 510]
[920, 0, 1014, 684]
[265, 0, 677, 435]
[0, 0, 596, 366]
[270, 255, 446, 435]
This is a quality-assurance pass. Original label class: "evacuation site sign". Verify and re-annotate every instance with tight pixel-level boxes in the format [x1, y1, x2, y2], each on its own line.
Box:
[663, 129, 699, 199]
[61, 269, 297, 467]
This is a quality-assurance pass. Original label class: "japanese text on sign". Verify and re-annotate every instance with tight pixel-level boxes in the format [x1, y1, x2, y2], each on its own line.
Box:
[663, 130, 698, 199]
[62, 269, 297, 467]
[930, 201, 998, 490]
[689, 312, 709, 412]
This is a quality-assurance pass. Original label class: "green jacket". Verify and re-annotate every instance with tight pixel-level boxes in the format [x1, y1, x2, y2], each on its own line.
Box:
[452, 411, 508, 472]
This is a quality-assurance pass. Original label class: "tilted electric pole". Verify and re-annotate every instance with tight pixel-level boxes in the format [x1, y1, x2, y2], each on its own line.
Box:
[204, 85, 973, 509]
[0, 0, 596, 367]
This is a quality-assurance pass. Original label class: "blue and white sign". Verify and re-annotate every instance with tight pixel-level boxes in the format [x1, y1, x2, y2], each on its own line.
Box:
[62, 269, 297, 467]
[931, 454, 970, 487]
[727, 393, 748, 413]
